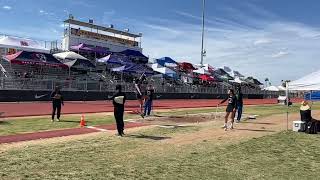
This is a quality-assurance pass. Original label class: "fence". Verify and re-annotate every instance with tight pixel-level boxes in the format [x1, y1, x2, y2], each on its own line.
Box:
[0, 77, 280, 97]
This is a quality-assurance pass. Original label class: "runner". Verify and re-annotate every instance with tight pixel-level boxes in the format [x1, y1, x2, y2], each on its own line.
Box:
[218, 89, 238, 131]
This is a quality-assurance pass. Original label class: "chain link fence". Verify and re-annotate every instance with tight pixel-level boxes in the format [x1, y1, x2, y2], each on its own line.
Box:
[0, 77, 279, 96]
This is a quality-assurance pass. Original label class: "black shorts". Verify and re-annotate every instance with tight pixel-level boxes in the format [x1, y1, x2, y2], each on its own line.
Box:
[226, 105, 235, 112]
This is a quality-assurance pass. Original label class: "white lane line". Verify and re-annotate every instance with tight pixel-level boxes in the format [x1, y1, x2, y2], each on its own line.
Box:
[86, 126, 108, 132]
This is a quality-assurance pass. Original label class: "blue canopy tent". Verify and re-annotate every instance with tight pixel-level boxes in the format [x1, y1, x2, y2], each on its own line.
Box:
[118, 49, 148, 63]
[97, 54, 131, 65]
[156, 57, 178, 67]
[112, 64, 154, 75]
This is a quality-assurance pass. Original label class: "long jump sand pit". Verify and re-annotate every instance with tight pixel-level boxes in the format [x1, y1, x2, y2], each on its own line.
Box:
[134, 112, 221, 125]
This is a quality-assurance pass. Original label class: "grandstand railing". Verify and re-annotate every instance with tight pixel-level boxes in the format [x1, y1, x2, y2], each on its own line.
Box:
[0, 77, 277, 96]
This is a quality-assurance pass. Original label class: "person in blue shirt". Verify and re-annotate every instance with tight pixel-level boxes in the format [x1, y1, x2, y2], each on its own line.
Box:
[144, 84, 155, 117]
[236, 86, 244, 123]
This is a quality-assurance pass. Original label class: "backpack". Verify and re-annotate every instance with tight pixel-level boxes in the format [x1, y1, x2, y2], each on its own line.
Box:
[305, 121, 317, 134]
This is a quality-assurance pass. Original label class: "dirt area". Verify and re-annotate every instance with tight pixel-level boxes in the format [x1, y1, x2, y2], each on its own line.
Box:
[138, 113, 217, 124]
[162, 111, 318, 146]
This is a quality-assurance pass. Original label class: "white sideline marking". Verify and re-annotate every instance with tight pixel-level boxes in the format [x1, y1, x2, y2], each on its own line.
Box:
[86, 126, 108, 132]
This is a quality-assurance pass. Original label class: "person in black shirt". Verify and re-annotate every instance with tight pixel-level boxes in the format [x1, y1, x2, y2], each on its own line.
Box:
[219, 89, 237, 131]
[144, 84, 155, 117]
[236, 86, 244, 123]
[50, 86, 64, 122]
[112, 85, 127, 136]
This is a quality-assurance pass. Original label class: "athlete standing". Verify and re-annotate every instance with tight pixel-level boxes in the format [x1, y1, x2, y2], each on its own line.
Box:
[218, 89, 238, 131]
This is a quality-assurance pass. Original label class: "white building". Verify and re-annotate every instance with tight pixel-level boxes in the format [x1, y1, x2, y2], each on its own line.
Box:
[62, 18, 142, 53]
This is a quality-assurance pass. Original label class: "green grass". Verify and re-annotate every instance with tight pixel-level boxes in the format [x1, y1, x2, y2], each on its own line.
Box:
[158, 102, 320, 118]
[1, 128, 319, 180]
[1, 102, 319, 136]
[0, 114, 135, 136]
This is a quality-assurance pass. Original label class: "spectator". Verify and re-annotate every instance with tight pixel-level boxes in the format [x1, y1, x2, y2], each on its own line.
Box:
[144, 84, 155, 117]
[236, 86, 244, 123]
[50, 86, 64, 122]
[112, 85, 127, 136]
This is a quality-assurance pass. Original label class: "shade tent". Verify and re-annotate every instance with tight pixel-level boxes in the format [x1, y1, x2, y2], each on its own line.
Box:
[193, 68, 210, 75]
[0, 36, 50, 53]
[4, 51, 68, 68]
[64, 59, 96, 69]
[231, 70, 245, 78]
[97, 54, 131, 65]
[118, 49, 148, 63]
[245, 77, 263, 85]
[264, 86, 280, 92]
[112, 64, 154, 75]
[283, 70, 320, 130]
[199, 74, 214, 81]
[288, 70, 320, 91]
[150, 63, 176, 77]
[70, 43, 94, 52]
[214, 68, 234, 80]
[230, 77, 246, 84]
[278, 86, 286, 91]
[195, 64, 214, 73]
[156, 57, 178, 67]
[179, 62, 196, 72]
[70, 43, 109, 54]
[53, 51, 88, 61]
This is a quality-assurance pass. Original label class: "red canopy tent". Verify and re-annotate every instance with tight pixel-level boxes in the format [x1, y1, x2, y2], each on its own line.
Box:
[178, 62, 196, 72]
[199, 74, 215, 81]
[5, 51, 68, 68]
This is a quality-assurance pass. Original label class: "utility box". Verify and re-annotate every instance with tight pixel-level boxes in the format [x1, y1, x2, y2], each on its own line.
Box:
[293, 121, 306, 132]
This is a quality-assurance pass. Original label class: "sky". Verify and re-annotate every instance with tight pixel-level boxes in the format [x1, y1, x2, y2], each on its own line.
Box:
[1, 0, 320, 85]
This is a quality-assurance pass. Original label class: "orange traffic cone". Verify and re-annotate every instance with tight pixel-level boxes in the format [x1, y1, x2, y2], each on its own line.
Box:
[80, 114, 86, 127]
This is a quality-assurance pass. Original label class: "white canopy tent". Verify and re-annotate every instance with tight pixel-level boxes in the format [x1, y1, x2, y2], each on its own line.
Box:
[264, 86, 280, 92]
[53, 51, 88, 61]
[284, 70, 320, 130]
[0, 35, 50, 53]
[193, 68, 210, 75]
[278, 86, 286, 91]
[288, 70, 320, 91]
[150, 63, 176, 77]
[230, 77, 246, 84]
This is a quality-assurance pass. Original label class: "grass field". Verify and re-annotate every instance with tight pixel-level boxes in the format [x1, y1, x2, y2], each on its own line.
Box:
[1, 102, 320, 179]
[1, 127, 319, 179]
[0, 102, 319, 136]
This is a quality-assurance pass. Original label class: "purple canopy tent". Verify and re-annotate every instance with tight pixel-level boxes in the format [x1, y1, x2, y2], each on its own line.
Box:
[97, 54, 132, 65]
[70, 43, 94, 52]
[112, 64, 154, 75]
[70, 43, 109, 54]
[118, 49, 148, 63]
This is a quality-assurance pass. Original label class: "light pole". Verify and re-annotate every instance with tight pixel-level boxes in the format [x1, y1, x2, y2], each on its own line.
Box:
[200, 0, 206, 67]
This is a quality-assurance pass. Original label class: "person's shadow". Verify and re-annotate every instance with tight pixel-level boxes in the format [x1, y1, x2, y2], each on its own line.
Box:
[126, 134, 171, 141]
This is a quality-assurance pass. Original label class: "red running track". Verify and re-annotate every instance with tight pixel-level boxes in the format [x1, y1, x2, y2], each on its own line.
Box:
[0, 98, 301, 118]
[0, 122, 146, 144]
